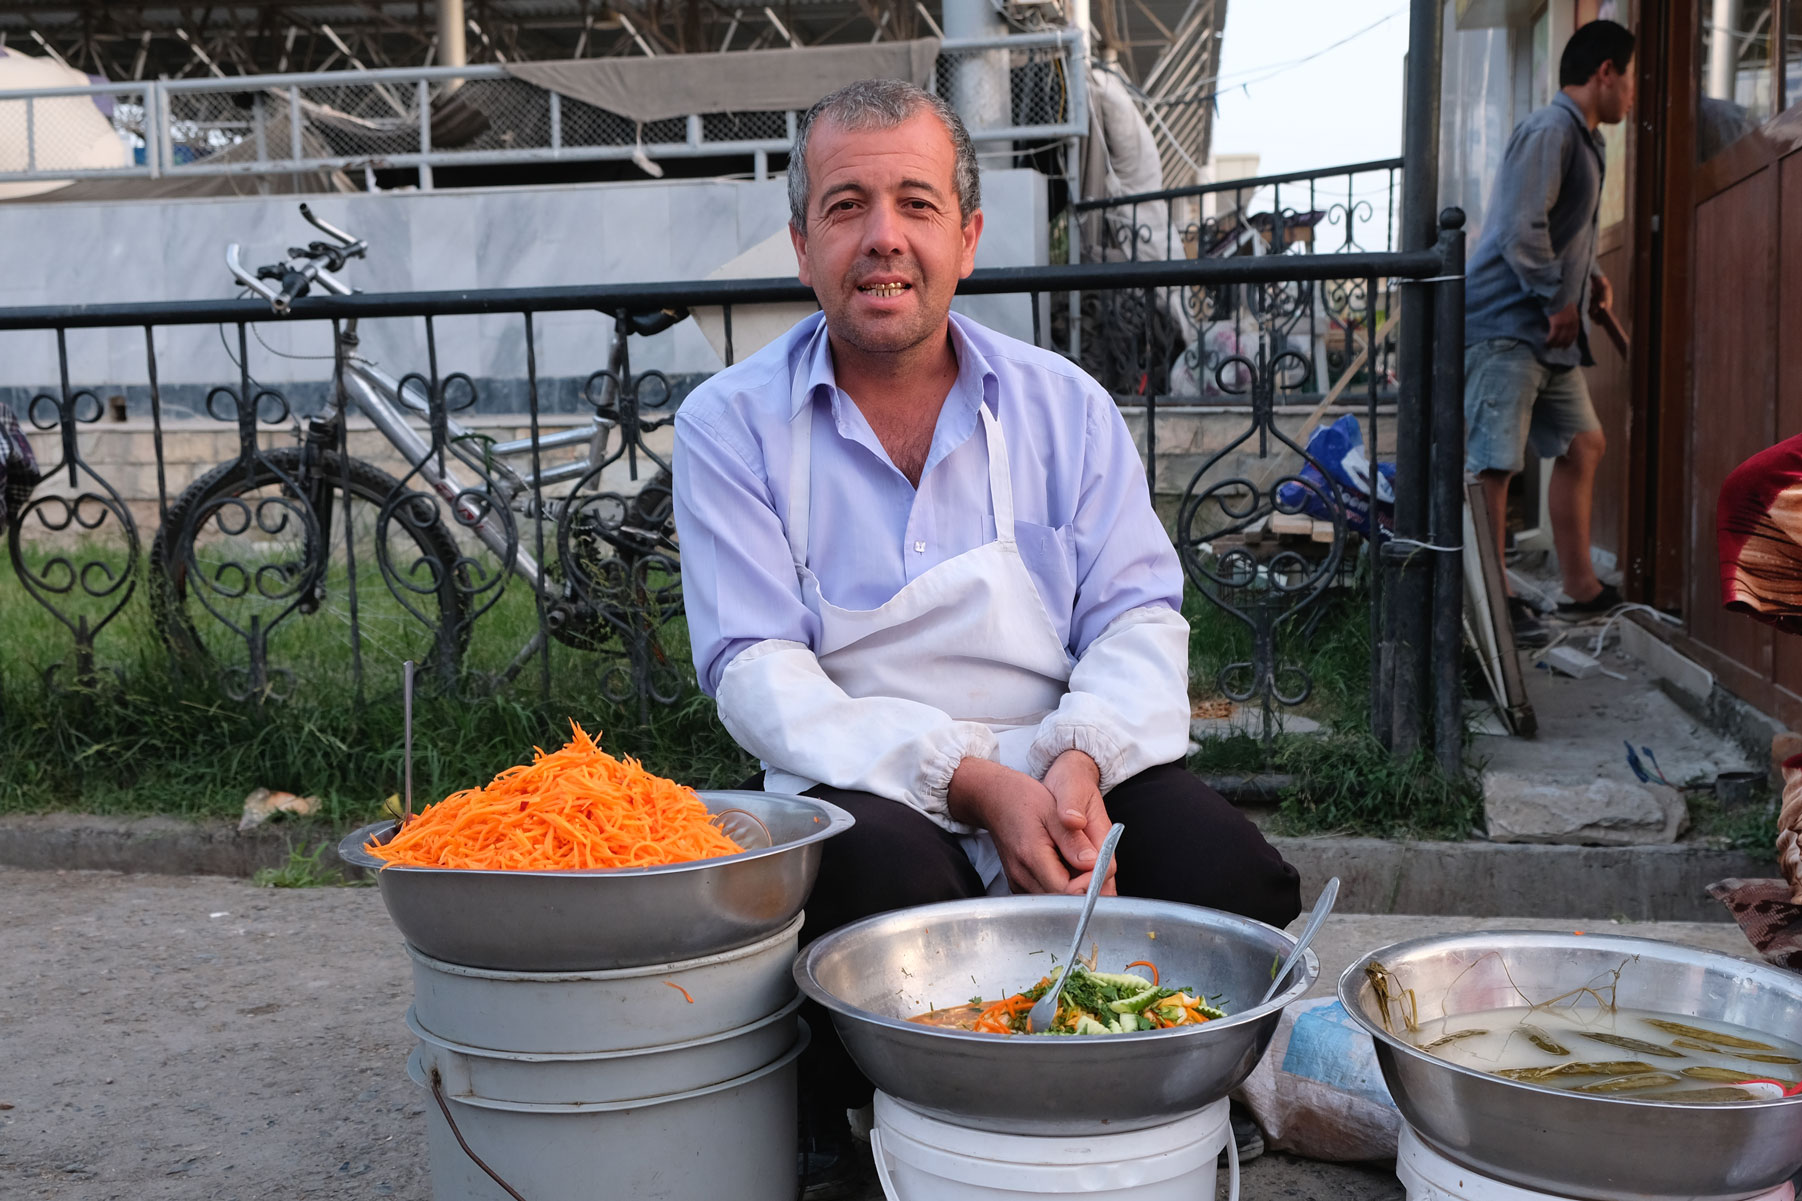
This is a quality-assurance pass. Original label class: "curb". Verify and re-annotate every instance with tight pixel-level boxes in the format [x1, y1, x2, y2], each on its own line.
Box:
[1271, 836, 1775, 923]
[0, 814, 1774, 921]
[0, 813, 366, 880]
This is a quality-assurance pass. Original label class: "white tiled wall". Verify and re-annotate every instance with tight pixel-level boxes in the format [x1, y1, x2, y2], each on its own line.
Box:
[0, 170, 1049, 390]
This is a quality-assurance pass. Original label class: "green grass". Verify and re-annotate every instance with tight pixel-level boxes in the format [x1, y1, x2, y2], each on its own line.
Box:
[252, 841, 369, 888]
[1183, 580, 1484, 840]
[1686, 787, 1780, 853]
[2, 542, 1473, 837]
[0, 544, 751, 824]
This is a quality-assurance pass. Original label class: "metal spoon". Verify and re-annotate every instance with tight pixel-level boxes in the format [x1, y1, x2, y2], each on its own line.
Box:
[1261, 875, 1340, 1005]
[401, 659, 415, 825]
[1024, 823, 1125, 1034]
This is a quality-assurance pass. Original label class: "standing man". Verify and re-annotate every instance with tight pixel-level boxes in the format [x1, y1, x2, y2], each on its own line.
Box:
[673, 79, 1301, 1196]
[1464, 19, 1635, 645]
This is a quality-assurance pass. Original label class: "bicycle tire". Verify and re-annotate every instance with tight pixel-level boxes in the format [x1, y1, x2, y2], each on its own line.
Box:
[150, 448, 469, 689]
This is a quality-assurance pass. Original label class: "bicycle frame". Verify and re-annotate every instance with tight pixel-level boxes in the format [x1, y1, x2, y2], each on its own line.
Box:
[330, 341, 612, 596]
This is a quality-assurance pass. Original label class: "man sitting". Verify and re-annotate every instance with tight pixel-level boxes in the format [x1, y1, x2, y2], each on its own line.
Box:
[672, 78, 1302, 1197]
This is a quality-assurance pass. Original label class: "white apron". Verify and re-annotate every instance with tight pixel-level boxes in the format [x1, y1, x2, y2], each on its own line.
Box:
[762, 364, 1075, 892]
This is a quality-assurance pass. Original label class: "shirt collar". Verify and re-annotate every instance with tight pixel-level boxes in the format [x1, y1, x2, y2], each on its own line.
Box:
[1552, 92, 1607, 152]
[787, 309, 1000, 422]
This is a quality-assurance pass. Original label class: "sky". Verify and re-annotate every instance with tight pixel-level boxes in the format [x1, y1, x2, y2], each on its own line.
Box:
[1208, 2, 1411, 178]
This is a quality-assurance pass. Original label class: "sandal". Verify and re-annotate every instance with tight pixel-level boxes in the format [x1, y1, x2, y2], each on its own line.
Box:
[1558, 583, 1622, 615]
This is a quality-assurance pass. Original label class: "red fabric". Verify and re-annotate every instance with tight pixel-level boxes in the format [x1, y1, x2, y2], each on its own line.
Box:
[1718, 432, 1802, 635]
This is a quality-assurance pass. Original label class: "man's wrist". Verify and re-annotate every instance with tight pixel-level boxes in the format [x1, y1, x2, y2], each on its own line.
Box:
[947, 756, 1005, 827]
[1047, 748, 1100, 786]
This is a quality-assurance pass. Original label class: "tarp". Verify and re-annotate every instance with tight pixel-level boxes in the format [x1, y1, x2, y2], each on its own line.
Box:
[504, 39, 940, 125]
[0, 48, 129, 201]
[0, 50, 351, 203]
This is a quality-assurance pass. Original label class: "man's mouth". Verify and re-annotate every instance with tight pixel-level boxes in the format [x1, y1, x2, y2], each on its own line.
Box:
[858, 282, 911, 297]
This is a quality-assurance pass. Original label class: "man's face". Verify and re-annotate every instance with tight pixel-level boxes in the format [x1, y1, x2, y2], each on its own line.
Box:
[1597, 57, 1635, 124]
[790, 110, 982, 358]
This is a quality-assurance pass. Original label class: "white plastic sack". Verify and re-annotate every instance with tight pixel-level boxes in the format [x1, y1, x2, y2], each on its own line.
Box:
[1233, 997, 1400, 1161]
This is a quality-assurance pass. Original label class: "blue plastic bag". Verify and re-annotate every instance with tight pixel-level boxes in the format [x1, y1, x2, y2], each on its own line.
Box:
[1275, 414, 1394, 540]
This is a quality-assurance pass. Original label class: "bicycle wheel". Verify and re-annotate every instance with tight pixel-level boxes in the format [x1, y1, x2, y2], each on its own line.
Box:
[150, 447, 468, 697]
[547, 465, 680, 652]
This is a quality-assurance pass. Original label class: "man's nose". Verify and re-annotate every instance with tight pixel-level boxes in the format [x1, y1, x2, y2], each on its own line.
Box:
[860, 202, 907, 257]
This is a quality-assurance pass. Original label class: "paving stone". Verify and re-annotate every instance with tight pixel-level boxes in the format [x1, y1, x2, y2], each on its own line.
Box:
[1483, 773, 1688, 845]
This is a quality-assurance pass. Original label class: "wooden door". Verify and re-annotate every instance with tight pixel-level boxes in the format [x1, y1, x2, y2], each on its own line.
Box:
[1685, 166, 1779, 703]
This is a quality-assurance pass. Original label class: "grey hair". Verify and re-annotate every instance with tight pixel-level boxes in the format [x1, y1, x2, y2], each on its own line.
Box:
[787, 79, 981, 232]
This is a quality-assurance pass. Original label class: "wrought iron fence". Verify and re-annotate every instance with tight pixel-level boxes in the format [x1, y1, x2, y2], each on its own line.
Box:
[0, 32, 1085, 190]
[1066, 158, 1406, 414]
[0, 236, 1466, 767]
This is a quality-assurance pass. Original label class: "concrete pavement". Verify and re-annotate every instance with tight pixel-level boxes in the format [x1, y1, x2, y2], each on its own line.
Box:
[0, 865, 1768, 1201]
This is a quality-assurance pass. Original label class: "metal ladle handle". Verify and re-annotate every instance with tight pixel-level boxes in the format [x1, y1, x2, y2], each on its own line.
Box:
[1027, 822, 1125, 1033]
[402, 659, 415, 824]
[1261, 876, 1339, 1005]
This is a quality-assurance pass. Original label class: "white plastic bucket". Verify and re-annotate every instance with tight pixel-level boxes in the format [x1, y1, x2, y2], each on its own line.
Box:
[871, 1091, 1238, 1201]
[407, 911, 802, 1052]
[408, 994, 804, 1104]
[410, 1021, 808, 1201]
[1396, 1125, 1798, 1201]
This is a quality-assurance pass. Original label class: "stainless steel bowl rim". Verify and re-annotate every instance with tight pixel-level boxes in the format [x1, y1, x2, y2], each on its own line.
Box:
[795, 894, 1318, 1042]
[403, 911, 806, 982]
[337, 789, 856, 876]
[1337, 928, 1802, 1113]
[405, 993, 805, 1062]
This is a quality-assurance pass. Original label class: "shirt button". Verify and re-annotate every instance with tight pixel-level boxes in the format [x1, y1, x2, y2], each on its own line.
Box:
[914, 541, 926, 554]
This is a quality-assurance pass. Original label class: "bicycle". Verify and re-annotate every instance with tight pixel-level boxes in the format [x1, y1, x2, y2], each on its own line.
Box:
[148, 204, 687, 704]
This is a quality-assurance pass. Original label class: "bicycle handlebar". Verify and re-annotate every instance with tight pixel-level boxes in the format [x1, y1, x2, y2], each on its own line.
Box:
[229, 203, 369, 315]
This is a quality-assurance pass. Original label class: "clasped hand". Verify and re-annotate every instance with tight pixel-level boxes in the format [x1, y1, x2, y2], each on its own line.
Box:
[947, 751, 1117, 896]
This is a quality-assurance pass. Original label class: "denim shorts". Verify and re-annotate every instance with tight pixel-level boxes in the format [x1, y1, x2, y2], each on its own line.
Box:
[1463, 337, 1601, 475]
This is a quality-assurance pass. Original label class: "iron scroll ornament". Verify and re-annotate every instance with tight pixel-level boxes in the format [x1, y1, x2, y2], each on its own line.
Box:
[377, 355, 514, 685]
[1173, 344, 1349, 732]
[10, 382, 139, 693]
[172, 382, 322, 703]
[558, 352, 685, 712]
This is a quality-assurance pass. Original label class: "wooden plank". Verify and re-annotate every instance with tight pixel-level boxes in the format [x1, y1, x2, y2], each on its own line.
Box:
[1776, 151, 1802, 702]
[1309, 519, 1336, 543]
[1270, 512, 1314, 538]
[1652, 0, 1699, 611]
[1466, 480, 1535, 737]
[1687, 166, 1779, 689]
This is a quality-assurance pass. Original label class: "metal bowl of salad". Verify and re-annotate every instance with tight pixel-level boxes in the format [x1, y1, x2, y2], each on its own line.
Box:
[793, 895, 1315, 1133]
[339, 790, 853, 972]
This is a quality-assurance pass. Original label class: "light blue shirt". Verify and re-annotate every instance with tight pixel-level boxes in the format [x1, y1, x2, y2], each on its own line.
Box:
[673, 311, 1183, 696]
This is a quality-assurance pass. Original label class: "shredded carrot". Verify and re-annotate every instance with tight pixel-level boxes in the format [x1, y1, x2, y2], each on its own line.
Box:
[369, 722, 743, 870]
[1125, 960, 1159, 985]
[666, 982, 695, 1004]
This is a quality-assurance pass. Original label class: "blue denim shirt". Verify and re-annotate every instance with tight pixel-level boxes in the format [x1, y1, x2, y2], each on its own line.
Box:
[1464, 93, 1606, 367]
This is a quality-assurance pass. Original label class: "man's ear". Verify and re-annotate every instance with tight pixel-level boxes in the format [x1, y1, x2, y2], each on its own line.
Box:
[958, 209, 985, 279]
[790, 222, 812, 288]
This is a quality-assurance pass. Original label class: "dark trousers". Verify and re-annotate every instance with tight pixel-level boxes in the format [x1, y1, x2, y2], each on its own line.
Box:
[754, 761, 1305, 1117]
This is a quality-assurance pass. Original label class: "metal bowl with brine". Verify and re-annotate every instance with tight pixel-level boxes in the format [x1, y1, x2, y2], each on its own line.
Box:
[338, 790, 853, 971]
[1338, 931, 1802, 1201]
[794, 895, 1315, 1134]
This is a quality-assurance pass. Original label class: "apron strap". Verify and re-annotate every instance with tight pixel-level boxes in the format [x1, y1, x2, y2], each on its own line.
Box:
[785, 323, 829, 570]
[979, 403, 1016, 543]
[786, 398, 813, 569]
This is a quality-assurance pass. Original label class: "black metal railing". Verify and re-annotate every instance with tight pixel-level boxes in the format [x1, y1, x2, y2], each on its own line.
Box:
[0, 234, 1465, 769]
[1065, 158, 1405, 412]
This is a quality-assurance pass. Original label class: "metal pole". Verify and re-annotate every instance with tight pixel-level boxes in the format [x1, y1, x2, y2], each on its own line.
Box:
[1384, 0, 1444, 756]
[438, 0, 467, 68]
[417, 78, 434, 189]
[942, 0, 1010, 164]
[1430, 208, 1466, 776]
[438, 0, 467, 96]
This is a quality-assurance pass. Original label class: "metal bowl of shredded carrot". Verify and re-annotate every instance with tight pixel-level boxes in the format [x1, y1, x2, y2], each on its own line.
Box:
[337, 723, 854, 971]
